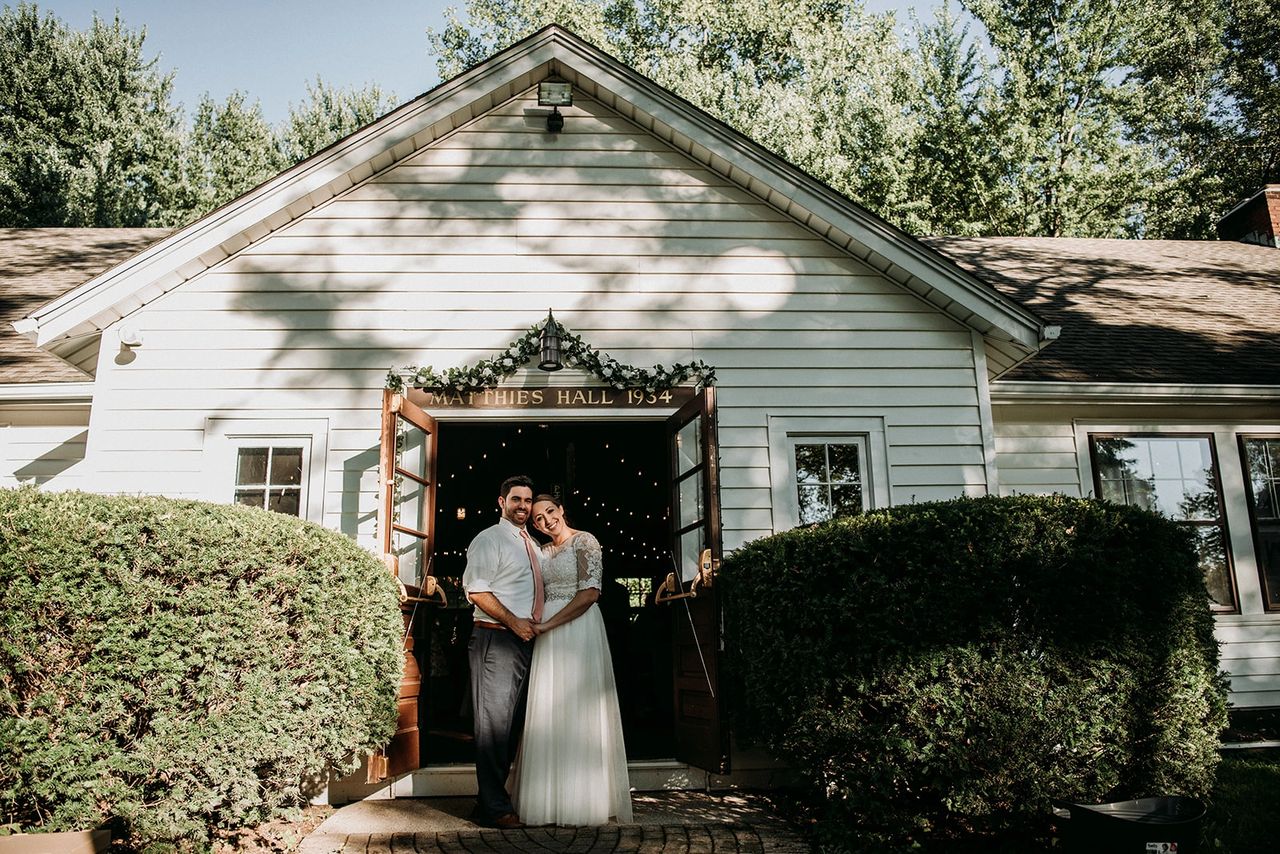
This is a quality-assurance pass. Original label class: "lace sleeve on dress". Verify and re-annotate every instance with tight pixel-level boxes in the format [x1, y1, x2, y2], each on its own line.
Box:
[576, 533, 604, 591]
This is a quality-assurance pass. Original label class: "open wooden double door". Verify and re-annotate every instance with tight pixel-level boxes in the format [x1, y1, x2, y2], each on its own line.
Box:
[369, 386, 729, 782]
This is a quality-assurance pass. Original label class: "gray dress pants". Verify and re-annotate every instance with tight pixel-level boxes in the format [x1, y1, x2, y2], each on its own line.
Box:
[468, 626, 533, 820]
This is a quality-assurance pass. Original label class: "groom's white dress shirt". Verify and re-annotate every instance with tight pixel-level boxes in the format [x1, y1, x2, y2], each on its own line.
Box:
[462, 516, 540, 622]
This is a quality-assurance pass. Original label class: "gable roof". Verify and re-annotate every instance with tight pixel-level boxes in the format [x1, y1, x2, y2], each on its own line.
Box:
[12, 25, 1049, 374]
[927, 237, 1280, 386]
[0, 228, 167, 384]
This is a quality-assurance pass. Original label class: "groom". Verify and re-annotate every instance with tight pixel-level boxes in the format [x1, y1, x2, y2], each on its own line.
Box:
[461, 474, 544, 830]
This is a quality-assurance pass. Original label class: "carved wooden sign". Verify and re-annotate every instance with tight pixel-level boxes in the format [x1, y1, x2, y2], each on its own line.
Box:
[409, 385, 696, 410]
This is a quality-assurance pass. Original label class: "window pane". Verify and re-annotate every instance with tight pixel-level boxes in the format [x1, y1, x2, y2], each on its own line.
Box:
[677, 418, 700, 476]
[1243, 438, 1280, 609]
[1095, 435, 1233, 609]
[795, 445, 826, 485]
[798, 484, 829, 525]
[268, 488, 301, 517]
[828, 444, 861, 484]
[679, 527, 705, 583]
[269, 448, 304, 486]
[1189, 524, 1232, 607]
[831, 484, 863, 518]
[236, 448, 268, 485]
[1149, 440, 1182, 479]
[399, 424, 427, 480]
[1179, 440, 1212, 478]
[234, 489, 266, 508]
[1260, 530, 1280, 609]
[396, 534, 425, 585]
[678, 472, 702, 529]
[1245, 439, 1278, 520]
[1096, 437, 1151, 481]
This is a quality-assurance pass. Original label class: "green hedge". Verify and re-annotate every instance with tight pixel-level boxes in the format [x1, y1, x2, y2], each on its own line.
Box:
[722, 495, 1228, 849]
[0, 488, 402, 850]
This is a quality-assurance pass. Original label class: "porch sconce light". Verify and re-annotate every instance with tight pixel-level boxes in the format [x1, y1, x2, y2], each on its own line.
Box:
[538, 81, 572, 133]
[539, 310, 564, 372]
[118, 325, 143, 348]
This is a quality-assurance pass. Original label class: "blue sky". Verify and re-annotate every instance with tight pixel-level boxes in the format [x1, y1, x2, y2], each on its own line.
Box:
[38, 0, 923, 124]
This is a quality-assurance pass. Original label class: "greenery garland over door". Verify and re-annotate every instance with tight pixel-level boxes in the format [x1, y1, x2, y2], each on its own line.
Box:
[386, 319, 715, 394]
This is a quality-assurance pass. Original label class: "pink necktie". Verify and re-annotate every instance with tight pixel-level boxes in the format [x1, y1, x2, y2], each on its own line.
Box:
[520, 529, 545, 623]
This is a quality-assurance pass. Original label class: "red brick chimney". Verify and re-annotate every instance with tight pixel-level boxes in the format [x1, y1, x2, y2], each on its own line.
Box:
[1218, 184, 1280, 248]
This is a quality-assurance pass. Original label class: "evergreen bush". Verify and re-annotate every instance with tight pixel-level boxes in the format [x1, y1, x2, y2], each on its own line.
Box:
[0, 488, 402, 850]
[722, 495, 1228, 850]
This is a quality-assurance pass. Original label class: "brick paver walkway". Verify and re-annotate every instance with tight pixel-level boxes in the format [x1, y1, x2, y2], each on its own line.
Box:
[300, 793, 811, 854]
[329, 823, 809, 853]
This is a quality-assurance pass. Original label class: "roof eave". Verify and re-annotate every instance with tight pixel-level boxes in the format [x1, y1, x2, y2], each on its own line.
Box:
[991, 380, 1280, 404]
[20, 31, 567, 348]
[549, 33, 1048, 351]
[19, 26, 1048, 352]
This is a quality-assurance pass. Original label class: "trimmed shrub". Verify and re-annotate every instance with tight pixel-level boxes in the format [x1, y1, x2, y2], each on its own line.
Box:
[722, 495, 1228, 849]
[0, 488, 402, 850]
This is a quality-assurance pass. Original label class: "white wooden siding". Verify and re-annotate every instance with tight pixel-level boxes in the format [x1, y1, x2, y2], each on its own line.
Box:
[0, 404, 90, 488]
[992, 415, 1083, 498]
[84, 87, 989, 555]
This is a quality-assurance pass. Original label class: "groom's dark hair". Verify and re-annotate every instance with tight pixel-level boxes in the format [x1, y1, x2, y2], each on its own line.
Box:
[499, 474, 535, 499]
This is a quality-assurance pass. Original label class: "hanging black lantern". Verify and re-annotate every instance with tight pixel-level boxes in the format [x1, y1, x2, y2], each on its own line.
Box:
[539, 310, 563, 371]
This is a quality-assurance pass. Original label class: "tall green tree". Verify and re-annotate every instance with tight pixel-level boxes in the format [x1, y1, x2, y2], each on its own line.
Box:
[0, 2, 187, 227]
[184, 92, 284, 214]
[429, 0, 921, 218]
[900, 2, 1004, 235]
[1221, 0, 1280, 190]
[278, 78, 400, 165]
[963, 0, 1164, 237]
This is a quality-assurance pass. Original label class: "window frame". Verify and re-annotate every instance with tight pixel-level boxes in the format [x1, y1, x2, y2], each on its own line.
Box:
[1087, 431, 1238, 613]
[1237, 433, 1280, 613]
[231, 443, 307, 517]
[768, 415, 889, 531]
[792, 437, 871, 525]
[203, 418, 328, 522]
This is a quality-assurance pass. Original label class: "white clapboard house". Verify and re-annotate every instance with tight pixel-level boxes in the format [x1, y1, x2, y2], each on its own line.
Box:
[4, 27, 1279, 799]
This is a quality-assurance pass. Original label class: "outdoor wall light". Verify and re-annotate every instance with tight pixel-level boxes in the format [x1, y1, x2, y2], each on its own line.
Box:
[538, 309, 564, 371]
[538, 81, 572, 133]
[118, 325, 143, 348]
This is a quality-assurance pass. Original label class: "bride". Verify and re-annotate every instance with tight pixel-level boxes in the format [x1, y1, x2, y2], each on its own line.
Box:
[511, 494, 633, 825]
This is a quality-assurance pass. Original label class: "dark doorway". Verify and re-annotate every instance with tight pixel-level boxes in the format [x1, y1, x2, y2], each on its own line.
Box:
[420, 419, 677, 764]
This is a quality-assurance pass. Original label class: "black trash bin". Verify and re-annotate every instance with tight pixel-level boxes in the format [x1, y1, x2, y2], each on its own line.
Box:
[1055, 796, 1205, 854]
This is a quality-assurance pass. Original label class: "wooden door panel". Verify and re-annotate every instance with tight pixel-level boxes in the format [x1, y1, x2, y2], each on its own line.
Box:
[665, 387, 729, 775]
[369, 389, 438, 783]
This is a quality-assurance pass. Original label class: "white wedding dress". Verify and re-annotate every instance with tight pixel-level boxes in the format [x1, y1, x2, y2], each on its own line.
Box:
[512, 531, 633, 825]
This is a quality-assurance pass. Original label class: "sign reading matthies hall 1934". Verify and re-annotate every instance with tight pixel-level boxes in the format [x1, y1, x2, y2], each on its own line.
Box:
[410, 386, 696, 409]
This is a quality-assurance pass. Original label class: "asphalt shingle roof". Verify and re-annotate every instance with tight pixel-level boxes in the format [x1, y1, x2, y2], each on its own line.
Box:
[2, 230, 1277, 388]
[925, 236, 1280, 385]
[0, 228, 167, 384]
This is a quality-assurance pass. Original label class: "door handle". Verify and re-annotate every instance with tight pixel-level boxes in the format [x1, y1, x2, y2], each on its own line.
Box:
[398, 574, 449, 606]
[655, 549, 716, 604]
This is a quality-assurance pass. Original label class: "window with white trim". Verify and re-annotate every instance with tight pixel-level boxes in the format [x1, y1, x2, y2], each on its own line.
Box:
[203, 418, 328, 523]
[769, 416, 888, 531]
[1089, 434, 1235, 610]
